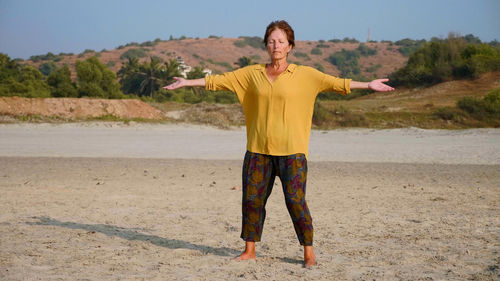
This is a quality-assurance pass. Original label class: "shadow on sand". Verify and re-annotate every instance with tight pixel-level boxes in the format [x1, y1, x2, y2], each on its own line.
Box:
[27, 216, 304, 265]
[27, 216, 240, 257]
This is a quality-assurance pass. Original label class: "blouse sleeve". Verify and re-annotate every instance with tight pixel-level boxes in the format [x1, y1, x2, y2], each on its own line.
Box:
[309, 67, 351, 95]
[205, 66, 252, 103]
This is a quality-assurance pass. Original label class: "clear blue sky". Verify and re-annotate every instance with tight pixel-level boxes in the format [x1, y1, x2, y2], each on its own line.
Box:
[1, 0, 499, 59]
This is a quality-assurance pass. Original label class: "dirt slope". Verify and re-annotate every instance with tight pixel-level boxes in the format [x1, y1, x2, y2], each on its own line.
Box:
[0, 97, 164, 120]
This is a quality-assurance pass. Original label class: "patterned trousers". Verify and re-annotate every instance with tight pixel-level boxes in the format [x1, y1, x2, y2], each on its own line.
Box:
[240, 151, 313, 246]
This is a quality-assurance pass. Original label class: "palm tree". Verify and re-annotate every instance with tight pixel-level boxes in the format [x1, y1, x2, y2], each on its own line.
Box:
[137, 56, 163, 97]
[118, 57, 182, 97]
[161, 59, 182, 85]
[235, 56, 255, 68]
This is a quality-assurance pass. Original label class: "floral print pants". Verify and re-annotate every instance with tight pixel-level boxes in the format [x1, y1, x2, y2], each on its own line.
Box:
[240, 151, 313, 246]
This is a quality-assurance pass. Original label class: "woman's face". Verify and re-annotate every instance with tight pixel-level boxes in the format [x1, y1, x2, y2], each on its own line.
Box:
[266, 28, 292, 61]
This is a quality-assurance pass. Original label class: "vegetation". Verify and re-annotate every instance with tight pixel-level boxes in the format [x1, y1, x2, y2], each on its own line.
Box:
[186, 66, 206, 79]
[76, 56, 124, 99]
[233, 36, 265, 49]
[430, 87, 500, 127]
[118, 57, 181, 97]
[314, 63, 325, 72]
[365, 63, 382, 74]
[3, 34, 500, 129]
[235, 56, 256, 68]
[313, 101, 367, 127]
[328, 49, 362, 78]
[29, 52, 65, 63]
[39, 61, 58, 76]
[395, 38, 426, 57]
[311, 48, 323, 55]
[329, 37, 359, 43]
[0, 53, 51, 97]
[47, 65, 77, 97]
[120, 48, 149, 60]
[456, 87, 500, 121]
[206, 59, 233, 71]
[293, 52, 310, 60]
[327, 43, 377, 80]
[356, 43, 377, 56]
[389, 34, 500, 87]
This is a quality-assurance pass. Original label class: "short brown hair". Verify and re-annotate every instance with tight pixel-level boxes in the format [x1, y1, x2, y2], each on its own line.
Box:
[263, 20, 295, 48]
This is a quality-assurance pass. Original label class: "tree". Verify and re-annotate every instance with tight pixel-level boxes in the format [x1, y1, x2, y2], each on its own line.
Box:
[389, 34, 500, 87]
[235, 56, 255, 68]
[47, 65, 77, 97]
[118, 58, 181, 97]
[187, 66, 206, 79]
[75, 56, 124, 98]
[0, 53, 51, 97]
[39, 61, 58, 76]
[118, 57, 142, 95]
[137, 56, 163, 97]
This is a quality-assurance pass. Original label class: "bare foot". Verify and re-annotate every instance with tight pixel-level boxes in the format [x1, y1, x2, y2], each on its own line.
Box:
[304, 256, 317, 267]
[234, 251, 256, 261]
[234, 241, 256, 261]
[304, 246, 317, 267]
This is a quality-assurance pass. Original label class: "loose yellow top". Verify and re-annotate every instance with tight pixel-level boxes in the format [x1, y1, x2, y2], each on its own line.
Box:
[205, 63, 351, 157]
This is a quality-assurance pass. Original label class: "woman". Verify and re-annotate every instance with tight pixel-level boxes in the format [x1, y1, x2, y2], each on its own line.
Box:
[163, 20, 394, 267]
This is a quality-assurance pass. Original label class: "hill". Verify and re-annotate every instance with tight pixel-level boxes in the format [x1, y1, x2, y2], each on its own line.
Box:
[25, 37, 407, 80]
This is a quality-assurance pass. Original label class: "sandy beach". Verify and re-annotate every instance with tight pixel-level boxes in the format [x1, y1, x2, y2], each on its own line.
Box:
[0, 123, 499, 280]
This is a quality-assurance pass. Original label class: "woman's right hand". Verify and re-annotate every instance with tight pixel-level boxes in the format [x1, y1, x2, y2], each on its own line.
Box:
[163, 77, 187, 90]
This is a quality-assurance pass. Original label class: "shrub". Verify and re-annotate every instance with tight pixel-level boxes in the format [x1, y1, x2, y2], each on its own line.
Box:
[140, 40, 156, 47]
[120, 48, 148, 60]
[76, 56, 124, 99]
[433, 107, 463, 121]
[483, 87, 500, 114]
[312, 101, 367, 127]
[311, 48, 322, 55]
[39, 62, 58, 76]
[457, 88, 500, 119]
[312, 101, 330, 125]
[0, 54, 51, 97]
[314, 63, 325, 72]
[395, 38, 426, 57]
[294, 52, 310, 60]
[47, 65, 77, 97]
[357, 43, 377, 56]
[389, 35, 500, 87]
[233, 36, 265, 50]
[328, 49, 361, 77]
[366, 64, 382, 73]
[29, 52, 64, 63]
[342, 37, 359, 43]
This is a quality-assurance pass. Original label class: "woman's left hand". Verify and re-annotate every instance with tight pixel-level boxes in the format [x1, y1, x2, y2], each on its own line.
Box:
[368, 79, 395, 92]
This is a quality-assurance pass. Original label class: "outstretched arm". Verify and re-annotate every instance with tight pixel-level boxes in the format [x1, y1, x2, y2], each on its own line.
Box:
[163, 77, 206, 90]
[351, 78, 394, 92]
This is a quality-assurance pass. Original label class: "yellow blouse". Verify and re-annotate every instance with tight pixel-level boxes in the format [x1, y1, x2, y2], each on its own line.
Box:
[205, 63, 351, 157]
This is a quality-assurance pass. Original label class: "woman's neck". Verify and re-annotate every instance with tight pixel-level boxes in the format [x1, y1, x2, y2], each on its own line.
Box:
[268, 58, 289, 72]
